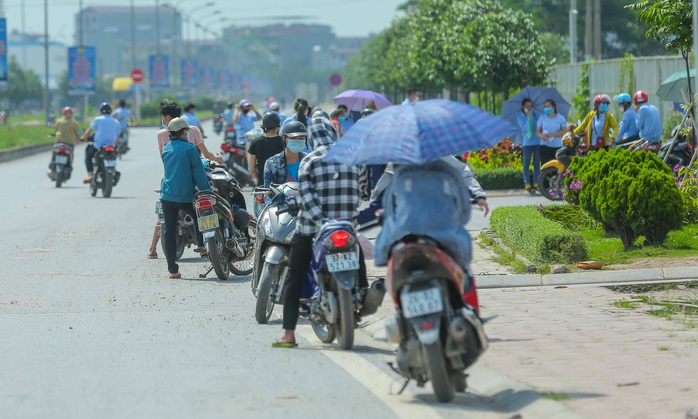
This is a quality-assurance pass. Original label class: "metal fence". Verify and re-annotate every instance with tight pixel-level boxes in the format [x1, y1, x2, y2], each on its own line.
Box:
[550, 56, 689, 122]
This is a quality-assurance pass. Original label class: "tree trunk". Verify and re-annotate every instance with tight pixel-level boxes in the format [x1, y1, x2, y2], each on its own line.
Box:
[682, 50, 697, 149]
[464, 90, 470, 104]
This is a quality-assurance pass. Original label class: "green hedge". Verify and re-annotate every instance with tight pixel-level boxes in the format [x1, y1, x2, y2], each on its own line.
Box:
[475, 167, 523, 190]
[490, 205, 588, 264]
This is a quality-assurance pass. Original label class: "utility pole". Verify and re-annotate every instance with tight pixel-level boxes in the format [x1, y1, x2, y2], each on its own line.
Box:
[21, 0, 27, 68]
[155, 0, 161, 54]
[44, 0, 50, 126]
[569, 0, 577, 63]
[593, 0, 601, 59]
[584, 0, 592, 61]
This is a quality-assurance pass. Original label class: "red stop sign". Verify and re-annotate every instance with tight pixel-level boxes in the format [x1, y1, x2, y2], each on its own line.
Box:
[131, 69, 144, 83]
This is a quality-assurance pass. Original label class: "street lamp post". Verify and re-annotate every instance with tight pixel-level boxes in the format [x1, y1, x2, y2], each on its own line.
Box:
[43, 0, 50, 126]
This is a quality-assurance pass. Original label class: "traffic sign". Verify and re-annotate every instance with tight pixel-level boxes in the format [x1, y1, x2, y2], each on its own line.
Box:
[131, 69, 144, 83]
[329, 73, 343, 87]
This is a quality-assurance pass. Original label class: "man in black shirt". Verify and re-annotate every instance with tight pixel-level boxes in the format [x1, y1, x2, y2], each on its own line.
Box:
[248, 112, 286, 214]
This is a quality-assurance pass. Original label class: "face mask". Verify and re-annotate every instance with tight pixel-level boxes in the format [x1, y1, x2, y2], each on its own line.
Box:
[287, 139, 305, 153]
[242, 109, 250, 115]
[544, 108, 553, 116]
[339, 117, 345, 123]
[600, 103, 608, 112]
[161, 119, 167, 129]
[523, 108, 530, 114]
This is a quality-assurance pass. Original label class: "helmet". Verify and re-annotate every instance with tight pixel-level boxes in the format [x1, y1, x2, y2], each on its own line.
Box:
[269, 101, 280, 111]
[239, 99, 251, 108]
[280, 121, 307, 138]
[593, 94, 611, 105]
[312, 110, 329, 120]
[617, 93, 632, 104]
[633, 90, 648, 104]
[62, 106, 73, 115]
[261, 111, 281, 131]
[100, 102, 112, 114]
[167, 117, 190, 132]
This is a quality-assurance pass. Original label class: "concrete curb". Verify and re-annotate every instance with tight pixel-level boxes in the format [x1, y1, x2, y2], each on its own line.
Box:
[476, 266, 698, 288]
[485, 188, 529, 197]
[0, 143, 54, 164]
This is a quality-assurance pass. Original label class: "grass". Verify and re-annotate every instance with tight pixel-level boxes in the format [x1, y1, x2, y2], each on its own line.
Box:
[478, 232, 529, 274]
[0, 125, 54, 150]
[540, 392, 573, 401]
[612, 300, 638, 309]
[657, 345, 671, 351]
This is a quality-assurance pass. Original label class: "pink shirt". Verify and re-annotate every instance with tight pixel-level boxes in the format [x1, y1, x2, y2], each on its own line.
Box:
[157, 126, 204, 153]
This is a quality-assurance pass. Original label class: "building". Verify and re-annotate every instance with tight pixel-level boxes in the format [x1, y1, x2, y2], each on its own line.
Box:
[75, 6, 182, 77]
[7, 30, 67, 89]
[312, 36, 371, 71]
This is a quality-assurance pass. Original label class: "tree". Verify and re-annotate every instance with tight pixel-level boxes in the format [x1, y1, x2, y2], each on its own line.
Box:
[539, 32, 571, 66]
[0, 58, 43, 107]
[626, 1, 694, 101]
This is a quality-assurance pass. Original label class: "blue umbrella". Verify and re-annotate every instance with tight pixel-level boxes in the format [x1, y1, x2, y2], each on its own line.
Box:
[323, 99, 518, 165]
[501, 86, 571, 144]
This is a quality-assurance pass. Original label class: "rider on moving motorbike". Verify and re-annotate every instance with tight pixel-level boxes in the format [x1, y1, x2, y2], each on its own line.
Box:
[274, 117, 366, 348]
[81, 102, 121, 184]
[50, 107, 81, 169]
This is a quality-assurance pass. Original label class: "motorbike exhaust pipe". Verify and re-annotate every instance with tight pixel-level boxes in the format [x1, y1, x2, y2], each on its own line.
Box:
[359, 278, 386, 317]
[225, 238, 244, 258]
[450, 316, 468, 343]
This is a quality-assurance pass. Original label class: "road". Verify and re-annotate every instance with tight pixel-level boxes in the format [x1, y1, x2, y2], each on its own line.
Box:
[0, 122, 557, 418]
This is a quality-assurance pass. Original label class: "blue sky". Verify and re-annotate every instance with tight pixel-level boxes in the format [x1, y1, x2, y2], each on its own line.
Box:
[2, 0, 407, 44]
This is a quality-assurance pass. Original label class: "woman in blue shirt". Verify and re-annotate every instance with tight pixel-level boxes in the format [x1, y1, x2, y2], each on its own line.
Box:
[516, 98, 541, 192]
[536, 99, 569, 164]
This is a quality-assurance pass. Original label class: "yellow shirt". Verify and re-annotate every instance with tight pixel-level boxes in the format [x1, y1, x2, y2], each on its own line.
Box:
[574, 110, 619, 142]
[54, 117, 81, 145]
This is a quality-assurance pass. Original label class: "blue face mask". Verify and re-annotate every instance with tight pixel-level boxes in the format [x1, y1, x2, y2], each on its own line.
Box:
[544, 108, 553, 116]
[161, 119, 167, 129]
[339, 117, 345, 123]
[600, 103, 609, 113]
[287, 139, 306, 153]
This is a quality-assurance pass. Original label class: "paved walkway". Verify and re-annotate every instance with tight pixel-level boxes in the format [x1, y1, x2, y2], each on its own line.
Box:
[364, 231, 698, 417]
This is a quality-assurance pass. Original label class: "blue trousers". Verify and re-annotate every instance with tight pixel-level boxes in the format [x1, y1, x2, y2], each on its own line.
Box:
[522, 145, 541, 186]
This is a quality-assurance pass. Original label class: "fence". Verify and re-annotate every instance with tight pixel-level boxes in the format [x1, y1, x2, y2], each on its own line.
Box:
[550, 56, 690, 122]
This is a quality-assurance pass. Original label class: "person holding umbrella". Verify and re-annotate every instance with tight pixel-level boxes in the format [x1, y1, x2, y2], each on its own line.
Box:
[517, 98, 541, 192]
[536, 99, 569, 164]
[574, 94, 618, 151]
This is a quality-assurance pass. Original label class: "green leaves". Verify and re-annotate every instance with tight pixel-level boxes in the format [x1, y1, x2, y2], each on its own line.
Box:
[626, 0, 693, 55]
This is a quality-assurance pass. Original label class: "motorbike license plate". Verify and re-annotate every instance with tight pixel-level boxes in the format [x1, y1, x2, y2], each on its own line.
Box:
[325, 252, 359, 273]
[104, 159, 117, 168]
[155, 201, 163, 215]
[55, 155, 69, 165]
[401, 288, 444, 319]
[197, 214, 219, 232]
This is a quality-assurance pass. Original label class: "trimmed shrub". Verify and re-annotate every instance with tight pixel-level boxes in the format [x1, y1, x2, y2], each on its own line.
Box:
[565, 148, 685, 248]
[490, 206, 588, 264]
[475, 167, 523, 190]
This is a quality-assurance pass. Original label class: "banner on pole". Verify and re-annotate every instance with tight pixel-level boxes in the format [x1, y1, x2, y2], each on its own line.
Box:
[0, 18, 7, 89]
[149, 54, 170, 89]
[68, 46, 96, 96]
[181, 59, 198, 87]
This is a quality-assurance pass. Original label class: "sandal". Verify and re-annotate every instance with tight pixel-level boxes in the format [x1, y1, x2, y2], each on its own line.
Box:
[272, 340, 298, 348]
[147, 252, 158, 259]
[169, 272, 182, 279]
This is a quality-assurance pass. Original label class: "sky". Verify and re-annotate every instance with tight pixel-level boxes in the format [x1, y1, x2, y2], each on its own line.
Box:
[1, 0, 407, 44]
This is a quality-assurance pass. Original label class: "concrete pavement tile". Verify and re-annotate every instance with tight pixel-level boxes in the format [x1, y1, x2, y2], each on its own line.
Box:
[541, 268, 664, 285]
[476, 274, 542, 288]
[662, 266, 698, 280]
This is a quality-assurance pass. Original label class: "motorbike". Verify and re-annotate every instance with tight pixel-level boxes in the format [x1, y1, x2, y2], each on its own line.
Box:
[383, 232, 487, 402]
[214, 115, 224, 135]
[117, 130, 130, 159]
[660, 140, 694, 168]
[90, 145, 120, 198]
[48, 142, 74, 188]
[155, 195, 197, 261]
[250, 183, 300, 324]
[193, 188, 256, 281]
[538, 131, 586, 201]
[220, 137, 255, 188]
[205, 160, 248, 211]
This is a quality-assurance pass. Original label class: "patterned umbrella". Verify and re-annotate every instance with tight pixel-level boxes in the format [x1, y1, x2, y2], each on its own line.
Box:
[323, 99, 517, 165]
[501, 86, 571, 144]
[334, 89, 392, 112]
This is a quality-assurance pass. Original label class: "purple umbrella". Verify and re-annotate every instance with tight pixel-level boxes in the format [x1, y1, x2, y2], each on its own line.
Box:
[334, 89, 392, 112]
[324, 99, 517, 165]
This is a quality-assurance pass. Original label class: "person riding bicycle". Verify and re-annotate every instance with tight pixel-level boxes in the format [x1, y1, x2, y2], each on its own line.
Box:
[634, 90, 663, 151]
[81, 102, 121, 184]
[615, 93, 639, 145]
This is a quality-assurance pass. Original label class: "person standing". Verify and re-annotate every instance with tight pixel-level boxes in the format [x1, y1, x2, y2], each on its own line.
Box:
[233, 99, 261, 146]
[401, 88, 420, 105]
[536, 99, 569, 164]
[159, 118, 212, 279]
[80, 102, 121, 184]
[517, 98, 541, 192]
[634, 90, 663, 151]
[269, 101, 287, 122]
[574, 94, 619, 151]
[248, 112, 285, 216]
[336, 104, 355, 133]
[263, 121, 308, 187]
[615, 93, 639, 144]
[182, 103, 205, 138]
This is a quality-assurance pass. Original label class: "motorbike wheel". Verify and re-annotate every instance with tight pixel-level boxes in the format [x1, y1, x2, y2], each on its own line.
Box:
[311, 320, 336, 344]
[452, 371, 467, 393]
[102, 171, 113, 198]
[89, 180, 98, 197]
[160, 227, 186, 261]
[207, 230, 230, 280]
[55, 171, 64, 188]
[538, 167, 563, 201]
[336, 287, 355, 350]
[254, 262, 279, 324]
[230, 220, 256, 276]
[424, 341, 455, 403]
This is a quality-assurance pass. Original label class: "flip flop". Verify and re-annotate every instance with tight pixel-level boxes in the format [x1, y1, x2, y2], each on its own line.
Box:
[147, 253, 158, 259]
[169, 272, 182, 279]
[272, 341, 298, 348]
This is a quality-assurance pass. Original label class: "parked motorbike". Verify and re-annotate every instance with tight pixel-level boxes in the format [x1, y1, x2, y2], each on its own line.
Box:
[48, 142, 74, 188]
[220, 137, 255, 187]
[660, 140, 694, 168]
[538, 131, 585, 201]
[205, 160, 248, 211]
[214, 115, 224, 135]
[193, 189, 256, 281]
[383, 233, 487, 402]
[250, 183, 300, 323]
[155, 195, 197, 261]
[90, 146, 120, 198]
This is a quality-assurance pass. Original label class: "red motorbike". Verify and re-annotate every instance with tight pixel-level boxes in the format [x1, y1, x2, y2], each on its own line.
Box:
[384, 237, 488, 403]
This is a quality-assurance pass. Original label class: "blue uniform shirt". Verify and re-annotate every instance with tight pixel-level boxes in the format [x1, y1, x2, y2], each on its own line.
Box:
[112, 107, 131, 130]
[237, 112, 257, 141]
[182, 112, 201, 128]
[616, 107, 639, 141]
[160, 138, 212, 203]
[222, 109, 234, 126]
[536, 114, 567, 148]
[517, 111, 540, 146]
[90, 115, 121, 149]
[637, 104, 663, 143]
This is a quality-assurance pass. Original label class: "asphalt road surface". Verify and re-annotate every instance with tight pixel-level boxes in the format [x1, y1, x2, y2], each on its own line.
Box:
[0, 122, 552, 418]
